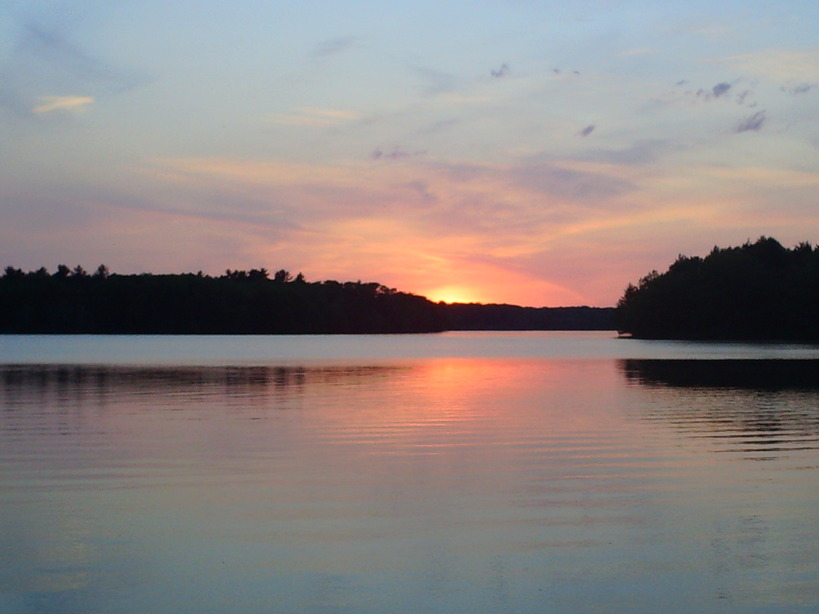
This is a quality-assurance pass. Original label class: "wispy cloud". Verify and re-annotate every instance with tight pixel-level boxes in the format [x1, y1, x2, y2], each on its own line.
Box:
[781, 83, 815, 96]
[19, 22, 148, 93]
[619, 48, 654, 57]
[551, 67, 580, 76]
[371, 147, 427, 160]
[712, 50, 819, 82]
[735, 89, 754, 105]
[313, 36, 358, 58]
[664, 79, 758, 109]
[152, 155, 638, 249]
[267, 108, 362, 127]
[413, 66, 459, 95]
[705, 165, 819, 187]
[576, 124, 595, 137]
[32, 95, 94, 114]
[735, 110, 766, 133]
[509, 162, 635, 203]
[711, 82, 731, 98]
[583, 140, 679, 167]
[692, 81, 736, 101]
[490, 63, 510, 78]
[0, 14, 149, 120]
[414, 118, 460, 136]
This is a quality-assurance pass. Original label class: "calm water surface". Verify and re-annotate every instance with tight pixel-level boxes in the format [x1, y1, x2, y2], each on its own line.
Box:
[1, 332, 819, 613]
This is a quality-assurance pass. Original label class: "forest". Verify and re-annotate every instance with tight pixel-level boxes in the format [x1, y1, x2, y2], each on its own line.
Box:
[616, 237, 819, 340]
[0, 265, 614, 334]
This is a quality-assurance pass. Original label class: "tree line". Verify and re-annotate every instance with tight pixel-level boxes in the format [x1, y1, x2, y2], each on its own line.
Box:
[616, 237, 819, 340]
[0, 266, 614, 334]
[0, 267, 443, 334]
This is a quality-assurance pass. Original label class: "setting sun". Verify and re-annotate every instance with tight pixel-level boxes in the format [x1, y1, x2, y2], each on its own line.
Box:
[423, 286, 483, 304]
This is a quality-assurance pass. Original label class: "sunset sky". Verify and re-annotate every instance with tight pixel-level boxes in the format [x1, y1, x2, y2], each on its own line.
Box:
[2, 1, 818, 306]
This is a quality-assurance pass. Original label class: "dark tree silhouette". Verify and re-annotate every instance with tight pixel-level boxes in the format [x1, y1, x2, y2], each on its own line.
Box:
[0, 267, 448, 334]
[273, 269, 292, 283]
[3, 267, 24, 279]
[94, 264, 110, 279]
[616, 237, 819, 340]
[0, 266, 615, 334]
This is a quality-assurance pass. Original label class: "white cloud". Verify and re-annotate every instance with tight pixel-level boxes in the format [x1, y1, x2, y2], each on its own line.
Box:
[32, 95, 94, 114]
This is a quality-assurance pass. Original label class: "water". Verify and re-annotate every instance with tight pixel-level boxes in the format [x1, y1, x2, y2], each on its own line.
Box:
[1, 332, 818, 613]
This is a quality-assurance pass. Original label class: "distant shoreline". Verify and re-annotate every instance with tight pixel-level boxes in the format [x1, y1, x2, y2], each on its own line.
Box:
[0, 266, 615, 334]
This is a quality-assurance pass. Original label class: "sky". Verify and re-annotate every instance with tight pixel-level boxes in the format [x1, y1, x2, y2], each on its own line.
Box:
[1, 1, 818, 307]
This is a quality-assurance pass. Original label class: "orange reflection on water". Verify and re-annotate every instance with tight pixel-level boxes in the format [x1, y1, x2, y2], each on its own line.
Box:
[298, 357, 641, 483]
[0, 359, 633, 458]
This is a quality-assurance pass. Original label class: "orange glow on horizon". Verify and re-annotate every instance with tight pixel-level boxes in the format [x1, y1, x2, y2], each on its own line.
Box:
[413, 271, 592, 307]
[423, 286, 485, 304]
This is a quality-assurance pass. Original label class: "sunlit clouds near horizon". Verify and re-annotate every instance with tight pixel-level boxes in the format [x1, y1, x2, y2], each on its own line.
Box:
[2, 1, 818, 306]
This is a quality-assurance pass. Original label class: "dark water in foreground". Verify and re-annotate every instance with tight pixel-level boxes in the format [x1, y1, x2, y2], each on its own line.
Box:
[1, 332, 819, 613]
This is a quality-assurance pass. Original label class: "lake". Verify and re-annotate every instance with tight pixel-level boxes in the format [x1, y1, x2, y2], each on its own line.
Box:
[2, 332, 819, 613]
